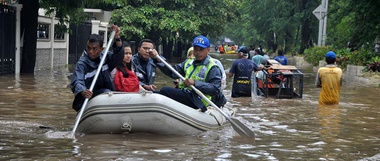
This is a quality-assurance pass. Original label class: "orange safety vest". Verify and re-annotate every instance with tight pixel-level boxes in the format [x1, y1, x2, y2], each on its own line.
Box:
[219, 46, 224, 53]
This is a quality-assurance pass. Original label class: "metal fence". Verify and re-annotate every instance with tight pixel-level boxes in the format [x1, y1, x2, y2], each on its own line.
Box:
[68, 22, 92, 65]
[0, 5, 15, 75]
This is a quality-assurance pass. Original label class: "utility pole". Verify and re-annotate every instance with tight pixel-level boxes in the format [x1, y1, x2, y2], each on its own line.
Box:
[313, 0, 329, 46]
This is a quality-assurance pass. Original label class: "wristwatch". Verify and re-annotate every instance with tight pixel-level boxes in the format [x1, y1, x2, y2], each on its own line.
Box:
[115, 38, 122, 41]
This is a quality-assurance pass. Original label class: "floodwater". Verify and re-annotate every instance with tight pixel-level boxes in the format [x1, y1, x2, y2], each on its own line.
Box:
[0, 53, 379, 160]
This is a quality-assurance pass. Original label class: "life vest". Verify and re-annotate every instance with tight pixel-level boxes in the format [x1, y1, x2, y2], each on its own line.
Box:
[178, 58, 217, 108]
[219, 46, 224, 52]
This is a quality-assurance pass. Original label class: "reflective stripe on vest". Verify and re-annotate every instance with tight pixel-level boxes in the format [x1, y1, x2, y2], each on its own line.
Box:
[179, 58, 216, 107]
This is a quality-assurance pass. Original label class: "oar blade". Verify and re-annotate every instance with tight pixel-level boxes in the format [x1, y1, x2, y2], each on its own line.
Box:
[229, 117, 255, 138]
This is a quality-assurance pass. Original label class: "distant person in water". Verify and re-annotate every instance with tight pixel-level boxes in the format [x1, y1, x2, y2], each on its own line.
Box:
[315, 51, 343, 105]
[228, 46, 259, 97]
[274, 49, 288, 65]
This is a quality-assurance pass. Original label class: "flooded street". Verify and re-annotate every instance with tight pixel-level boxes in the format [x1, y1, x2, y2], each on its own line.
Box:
[0, 53, 379, 160]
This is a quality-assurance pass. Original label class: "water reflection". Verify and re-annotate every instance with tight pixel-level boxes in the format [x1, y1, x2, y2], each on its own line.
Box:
[316, 104, 341, 160]
[317, 104, 341, 143]
[0, 55, 379, 160]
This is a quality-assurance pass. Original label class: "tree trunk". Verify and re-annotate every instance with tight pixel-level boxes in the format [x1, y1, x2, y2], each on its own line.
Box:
[162, 37, 173, 60]
[298, 0, 311, 54]
[20, 0, 39, 73]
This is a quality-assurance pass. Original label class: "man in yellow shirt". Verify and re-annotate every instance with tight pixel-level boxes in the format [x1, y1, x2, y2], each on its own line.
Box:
[315, 51, 343, 105]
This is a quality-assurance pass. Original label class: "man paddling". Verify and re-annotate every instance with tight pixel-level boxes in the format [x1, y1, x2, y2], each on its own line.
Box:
[70, 25, 124, 112]
[150, 35, 226, 112]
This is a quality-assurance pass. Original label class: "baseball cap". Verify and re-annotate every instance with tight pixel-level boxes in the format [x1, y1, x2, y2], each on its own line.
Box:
[193, 36, 210, 48]
[237, 46, 249, 55]
[325, 51, 336, 59]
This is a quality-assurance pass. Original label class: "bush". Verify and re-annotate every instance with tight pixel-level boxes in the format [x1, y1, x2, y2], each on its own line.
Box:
[304, 46, 379, 70]
[304, 46, 335, 66]
[367, 56, 380, 72]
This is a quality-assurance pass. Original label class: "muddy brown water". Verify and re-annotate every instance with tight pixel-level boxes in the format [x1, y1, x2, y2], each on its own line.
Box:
[0, 53, 379, 160]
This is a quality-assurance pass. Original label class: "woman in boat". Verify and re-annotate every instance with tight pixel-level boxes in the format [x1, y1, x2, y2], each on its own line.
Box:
[113, 43, 145, 92]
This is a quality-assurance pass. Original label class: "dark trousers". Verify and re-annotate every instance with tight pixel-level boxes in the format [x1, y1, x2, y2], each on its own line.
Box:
[231, 91, 251, 98]
[72, 88, 111, 112]
[159, 86, 201, 110]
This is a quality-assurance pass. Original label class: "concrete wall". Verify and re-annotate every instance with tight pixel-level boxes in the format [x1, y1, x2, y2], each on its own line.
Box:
[35, 49, 67, 71]
[316, 60, 380, 86]
[292, 56, 313, 69]
[33, 8, 110, 71]
[343, 65, 380, 86]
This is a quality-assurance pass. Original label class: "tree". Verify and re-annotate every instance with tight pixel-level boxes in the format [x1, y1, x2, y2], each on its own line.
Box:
[328, 0, 380, 49]
[224, 0, 319, 54]
[111, 0, 239, 58]
[19, 0, 39, 73]
[18, 0, 238, 74]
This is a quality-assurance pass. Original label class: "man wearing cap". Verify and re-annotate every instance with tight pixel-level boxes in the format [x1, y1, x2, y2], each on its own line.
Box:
[228, 46, 259, 97]
[150, 35, 226, 112]
[315, 51, 343, 105]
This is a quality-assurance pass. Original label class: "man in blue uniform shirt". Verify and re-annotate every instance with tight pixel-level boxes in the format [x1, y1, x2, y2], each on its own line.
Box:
[150, 35, 226, 112]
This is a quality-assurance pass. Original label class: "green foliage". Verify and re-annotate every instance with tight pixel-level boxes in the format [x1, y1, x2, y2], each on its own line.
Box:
[304, 0, 380, 70]
[224, 0, 319, 54]
[329, 0, 380, 49]
[111, 0, 239, 44]
[35, 0, 380, 65]
[304, 46, 378, 69]
[39, 0, 117, 26]
[304, 46, 335, 66]
[338, 48, 375, 68]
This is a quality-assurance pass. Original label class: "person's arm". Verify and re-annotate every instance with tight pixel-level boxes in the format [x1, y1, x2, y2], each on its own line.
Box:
[148, 49, 165, 66]
[71, 62, 91, 97]
[113, 24, 123, 48]
[274, 56, 278, 62]
[315, 72, 321, 88]
[192, 66, 222, 96]
[228, 61, 237, 78]
[108, 25, 124, 71]
[253, 62, 259, 72]
[154, 58, 186, 79]
[148, 49, 183, 79]
[113, 69, 123, 91]
[284, 57, 288, 65]
[227, 72, 234, 78]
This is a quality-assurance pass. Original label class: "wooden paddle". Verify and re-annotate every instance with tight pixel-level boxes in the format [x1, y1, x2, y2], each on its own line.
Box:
[71, 30, 116, 135]
[155, 55, 255, 138]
